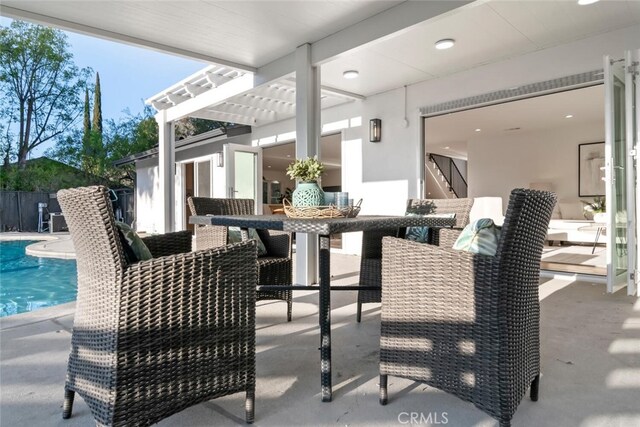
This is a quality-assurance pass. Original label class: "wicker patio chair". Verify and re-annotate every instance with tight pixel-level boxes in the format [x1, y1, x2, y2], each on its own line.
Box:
[356, 197, 473, 322]
[58, 186, 257, 426]
[188, 197, 293, 321]
[378, 189, 556, 427]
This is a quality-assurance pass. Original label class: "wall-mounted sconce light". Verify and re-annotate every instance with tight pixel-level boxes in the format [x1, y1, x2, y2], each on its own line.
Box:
[369, 118, 381, 142]
[215, 151, 224, 167]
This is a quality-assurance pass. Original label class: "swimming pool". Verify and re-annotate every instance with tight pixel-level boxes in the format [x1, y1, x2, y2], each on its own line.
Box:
[0, 240, 77, 317]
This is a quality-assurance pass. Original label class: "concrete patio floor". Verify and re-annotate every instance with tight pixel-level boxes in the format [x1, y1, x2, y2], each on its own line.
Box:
[1, 251, 639, 426]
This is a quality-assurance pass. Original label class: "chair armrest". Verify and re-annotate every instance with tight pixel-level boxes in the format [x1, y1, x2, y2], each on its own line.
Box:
[256, 229, 291, 259]
[381, 236, 497, 322]
[141, 230, 192, 257]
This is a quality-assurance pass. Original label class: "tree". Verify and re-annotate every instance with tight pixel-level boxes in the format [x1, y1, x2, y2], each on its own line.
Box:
[82, 88, 91, 147]
[92, 72, 102, 135]
[0, 20, 91, 168]
[48, 105, 158, 186]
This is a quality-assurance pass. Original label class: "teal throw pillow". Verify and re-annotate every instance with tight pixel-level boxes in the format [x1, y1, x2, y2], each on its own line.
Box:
[115, 221, 153, 262]
[228, 227, 268, 256]
[452, 218, 501, 256]
[405, 212, 456, 243]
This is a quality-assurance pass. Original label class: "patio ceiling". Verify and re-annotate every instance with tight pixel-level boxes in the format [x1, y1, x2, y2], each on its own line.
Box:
[322, 0, 640, 96]
[3, 1, 639, 116]
[0, 0, 405, 70]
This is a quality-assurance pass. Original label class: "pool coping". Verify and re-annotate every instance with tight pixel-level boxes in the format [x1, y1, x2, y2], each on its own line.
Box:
[0, 301, 76, 331]
[0, 232, 76, 259]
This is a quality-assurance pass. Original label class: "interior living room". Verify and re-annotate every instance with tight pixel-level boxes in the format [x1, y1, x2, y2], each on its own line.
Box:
[262, 133, 343, 213]
[425, 84, 606, 277]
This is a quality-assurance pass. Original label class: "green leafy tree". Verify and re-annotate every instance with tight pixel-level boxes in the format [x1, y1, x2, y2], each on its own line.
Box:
[48, 105, 158, 186]
[0, 21, 92, 168]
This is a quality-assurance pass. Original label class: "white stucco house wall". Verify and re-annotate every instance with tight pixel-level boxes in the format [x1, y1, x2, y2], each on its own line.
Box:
[124, 24, 638, 258]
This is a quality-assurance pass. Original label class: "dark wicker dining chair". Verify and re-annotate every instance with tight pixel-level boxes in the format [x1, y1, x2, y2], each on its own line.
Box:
[58, 186, 257, 426]
[188, 197, 293, 321]
[356, 197, 473, 322]
[378, 189, 556, 427]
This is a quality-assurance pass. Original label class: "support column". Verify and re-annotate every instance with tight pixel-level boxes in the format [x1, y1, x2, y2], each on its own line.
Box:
[156, 110, 175, 233]
[295, 43, 321, 285]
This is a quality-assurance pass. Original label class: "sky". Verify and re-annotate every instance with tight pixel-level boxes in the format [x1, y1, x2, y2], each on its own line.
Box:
[1, 17, 207, 156]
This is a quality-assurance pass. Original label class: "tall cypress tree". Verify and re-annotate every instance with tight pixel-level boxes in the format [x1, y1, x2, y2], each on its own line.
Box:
[81, 88, 91, 171]
[83, 88, 91, 144]
[92, 72, 102, 136]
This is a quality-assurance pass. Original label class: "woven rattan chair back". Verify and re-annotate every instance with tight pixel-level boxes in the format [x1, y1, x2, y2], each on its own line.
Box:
[356, 197, 474, 322]
[59, 186, 127, 288]
[187, 196, 293, 321]
[188, 197, 254, 249]
[406, 197, 473, 228]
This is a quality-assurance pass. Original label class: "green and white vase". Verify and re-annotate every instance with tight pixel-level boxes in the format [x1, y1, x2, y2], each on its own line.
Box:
[292, 181, 324, 207]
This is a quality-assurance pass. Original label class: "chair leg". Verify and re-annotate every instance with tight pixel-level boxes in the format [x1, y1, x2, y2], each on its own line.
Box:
[287, 298, 292, 322]
[356, 302, 362, 323]
[379, 374, 388, 405]
[245, 389, 255, 424]
[530, 374, 540, 402]
[62, 389, 75, 419]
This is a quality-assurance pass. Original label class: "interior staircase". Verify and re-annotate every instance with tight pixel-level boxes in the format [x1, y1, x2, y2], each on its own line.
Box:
[428, 153, 468, 198]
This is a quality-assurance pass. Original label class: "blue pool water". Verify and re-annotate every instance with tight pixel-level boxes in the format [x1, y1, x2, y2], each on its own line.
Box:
[0, 241, 77, 317]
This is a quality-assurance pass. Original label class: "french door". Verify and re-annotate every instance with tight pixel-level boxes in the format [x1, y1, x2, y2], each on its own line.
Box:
[224, 143, 263, 212]
[604, 50, 639, 296]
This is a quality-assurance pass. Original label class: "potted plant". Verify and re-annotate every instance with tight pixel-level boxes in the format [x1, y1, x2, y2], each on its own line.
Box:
[581, 196, 606, 222]
[286, 156, 325, 206]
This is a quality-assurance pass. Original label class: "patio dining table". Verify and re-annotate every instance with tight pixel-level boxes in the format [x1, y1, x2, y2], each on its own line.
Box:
[189, 214, 456, 402]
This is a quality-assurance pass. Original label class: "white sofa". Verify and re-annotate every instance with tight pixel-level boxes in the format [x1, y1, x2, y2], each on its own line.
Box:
[546, 201, 605, 245]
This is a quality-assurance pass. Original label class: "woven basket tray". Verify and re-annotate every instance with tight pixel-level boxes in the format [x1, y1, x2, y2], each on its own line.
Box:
[283, 199, 362, 219]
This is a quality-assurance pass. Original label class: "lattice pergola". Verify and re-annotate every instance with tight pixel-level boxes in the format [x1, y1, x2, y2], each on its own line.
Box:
[147, 65, 360, 126]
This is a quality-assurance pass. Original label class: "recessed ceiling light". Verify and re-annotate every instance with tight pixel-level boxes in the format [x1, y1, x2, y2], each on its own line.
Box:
[435, 39, 455, 50]
[343, 70, 359, 79]
[444, 146, 450, 150]
[565, 114, 574, 119]
[267, 165, 272, 168]
[578, 0, 599, 5]
[475, 128, 481, 132]
[286, 154, 291, 157]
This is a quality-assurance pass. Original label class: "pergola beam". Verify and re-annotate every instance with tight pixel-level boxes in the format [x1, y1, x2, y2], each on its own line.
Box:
[192, 109, 257, 126]
[164, 73, 255, 122]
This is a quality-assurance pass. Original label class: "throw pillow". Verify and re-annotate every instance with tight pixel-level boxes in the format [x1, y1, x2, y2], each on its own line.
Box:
[115, 221, 153, 263]
[228, 227, 268, 256]
[405, 212, 457, 243]
[452, 218, 501, 256]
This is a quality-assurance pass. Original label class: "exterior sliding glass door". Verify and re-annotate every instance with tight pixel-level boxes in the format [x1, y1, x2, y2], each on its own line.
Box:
[604, 50, 639, 296]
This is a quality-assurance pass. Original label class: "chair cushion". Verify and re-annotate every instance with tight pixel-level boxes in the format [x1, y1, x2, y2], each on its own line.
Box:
[115, 221, 152, 263]
[405, 212, 457, 243]
[228, 227, 268, 256]
[452, 218, 501, 256]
